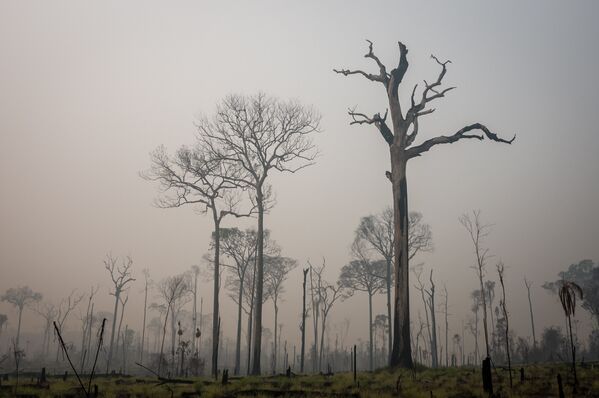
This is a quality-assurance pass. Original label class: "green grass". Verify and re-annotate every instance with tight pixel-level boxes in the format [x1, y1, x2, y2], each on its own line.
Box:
[1, 364, 598, 397]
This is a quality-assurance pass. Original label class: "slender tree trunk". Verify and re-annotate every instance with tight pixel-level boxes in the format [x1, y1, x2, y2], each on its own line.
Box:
[429, 296, 438, 367]
[106, 290, 120, 372]
[368, 292, 374, 371]
[444, 289, 449, 367]
[158, 303, 171, 376]
[246, 256, 257, 376]
[390, 154, 412, 368]
[141, 278, 148, 363]
[273, 301, 278, 374]
[234, 278, 244, 375]
[192, 270, 198, 356]
[568, 315, 577, 386]
[525, 281, 537, 348]
[115, 297, 127, 369]
[251, 188, 264, 375]
[16, 306, 23, 352]
[309, 266, 319, 373]
[85, 303, 94, 370]
[211, 213, 221, 378]
[300, 268, 308, 373]
[476, 270, 491, 358]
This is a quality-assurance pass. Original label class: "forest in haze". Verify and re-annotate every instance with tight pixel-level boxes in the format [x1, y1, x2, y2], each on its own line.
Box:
[1, 1, 599, 397]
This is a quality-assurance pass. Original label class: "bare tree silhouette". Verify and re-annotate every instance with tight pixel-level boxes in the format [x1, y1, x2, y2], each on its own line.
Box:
[335, 40, 514, 367]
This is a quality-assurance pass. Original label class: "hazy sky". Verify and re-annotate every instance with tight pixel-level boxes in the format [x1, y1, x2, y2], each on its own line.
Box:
[1, 0, 599, 353]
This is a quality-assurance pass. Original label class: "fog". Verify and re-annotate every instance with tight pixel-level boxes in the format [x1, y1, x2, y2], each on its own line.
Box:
[1, 0, 598, 371]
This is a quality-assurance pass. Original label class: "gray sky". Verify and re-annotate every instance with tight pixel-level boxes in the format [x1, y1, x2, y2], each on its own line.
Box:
[1, 0, 598, 353]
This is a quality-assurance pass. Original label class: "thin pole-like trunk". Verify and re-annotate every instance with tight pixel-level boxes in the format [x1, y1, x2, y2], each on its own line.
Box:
[141, 277, 148, 363]
[309, 266, 319, 373]
[234, 278, 244, 375]
[251, 189, 264, 375]
[85, 303, 94, 370]
[191, 270, 198, 356]
[106, 290, 120, 372]
[246, 258, 257, 375]
[16, 307, 23, 352]
[211, 212, 221, 378]
[115, 296, 127, 369]
[525, 279, 537, 348]
[273, 301, 278, 373]
[444, 287, 449, 367]
[390, 156, 412, 367]
[368, 292, 374, 371]
[300, 268, 308, 373]
[158, 303, 171, 376]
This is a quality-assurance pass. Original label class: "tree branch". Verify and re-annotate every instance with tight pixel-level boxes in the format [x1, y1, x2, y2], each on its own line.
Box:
[348, 107, 394, 145]
[407, 123, 516, 159]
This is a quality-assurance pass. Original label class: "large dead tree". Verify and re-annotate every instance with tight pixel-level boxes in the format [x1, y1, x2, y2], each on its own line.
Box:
[199, 93, 321, 374]
[143, 144, 253, 378]
[335, 40, 514, 367]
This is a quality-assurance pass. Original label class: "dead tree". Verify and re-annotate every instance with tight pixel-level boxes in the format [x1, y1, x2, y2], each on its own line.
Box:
[309, 260, 324, 372]
[34, 302, 58, 360]
[443, 285, 449, 367]
[190, 265, 199, 361]
[524, 277, 537, 348]
[300, 268, 309, 373]
[339, 239, 386, 371]
[103, 254, 134, 372]
[413, 266, 433, 366]
[199, 93, 321, 375]
[355, 208, 432, 365]
[54, 290, 84, 362]
[78, 285, 99, 370]
[312, 259, 346, 371]
[335, 40, 514, 367]
[138, 269, 150, 365]
[114, 294, 129, 368]
[155, 273, 191, 377]
[496, 262, 512, 387]
[265, 255, 297, 374]
[425, 270, 438, 368]
[1, 286, 42, 351]
[143, 144, 254, 378]
[460, 211, 493, 361]
[220, 228, 258, 375]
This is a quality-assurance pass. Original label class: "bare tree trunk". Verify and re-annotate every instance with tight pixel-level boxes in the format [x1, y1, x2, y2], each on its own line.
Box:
[234, 278, 244, 375]
[107, 291, 120, 372]
[273, 301, 278, 374]
[300, 268, 308, 373]
[141, 276, 148, 363]
[191, 268, 198, 356]
[309, 266, 319, 372]
[368, 292, 374, 371]
[390, 157, 412, 367]
[524, 279, 537, 348]
[158, 304, 171, 376]
[115, 296, 128, 370]
[444, 286, 449, 367]
[428, 270, 438, 368]
[211, 214, 221, 378]
[251, 189, 264, 375]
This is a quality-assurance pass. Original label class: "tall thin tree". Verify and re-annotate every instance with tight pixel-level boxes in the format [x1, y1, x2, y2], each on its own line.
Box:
[199, 93, 321, 374]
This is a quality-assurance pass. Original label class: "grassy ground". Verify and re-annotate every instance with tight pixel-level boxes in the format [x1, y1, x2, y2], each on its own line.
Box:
[1, 364, 598, 397]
